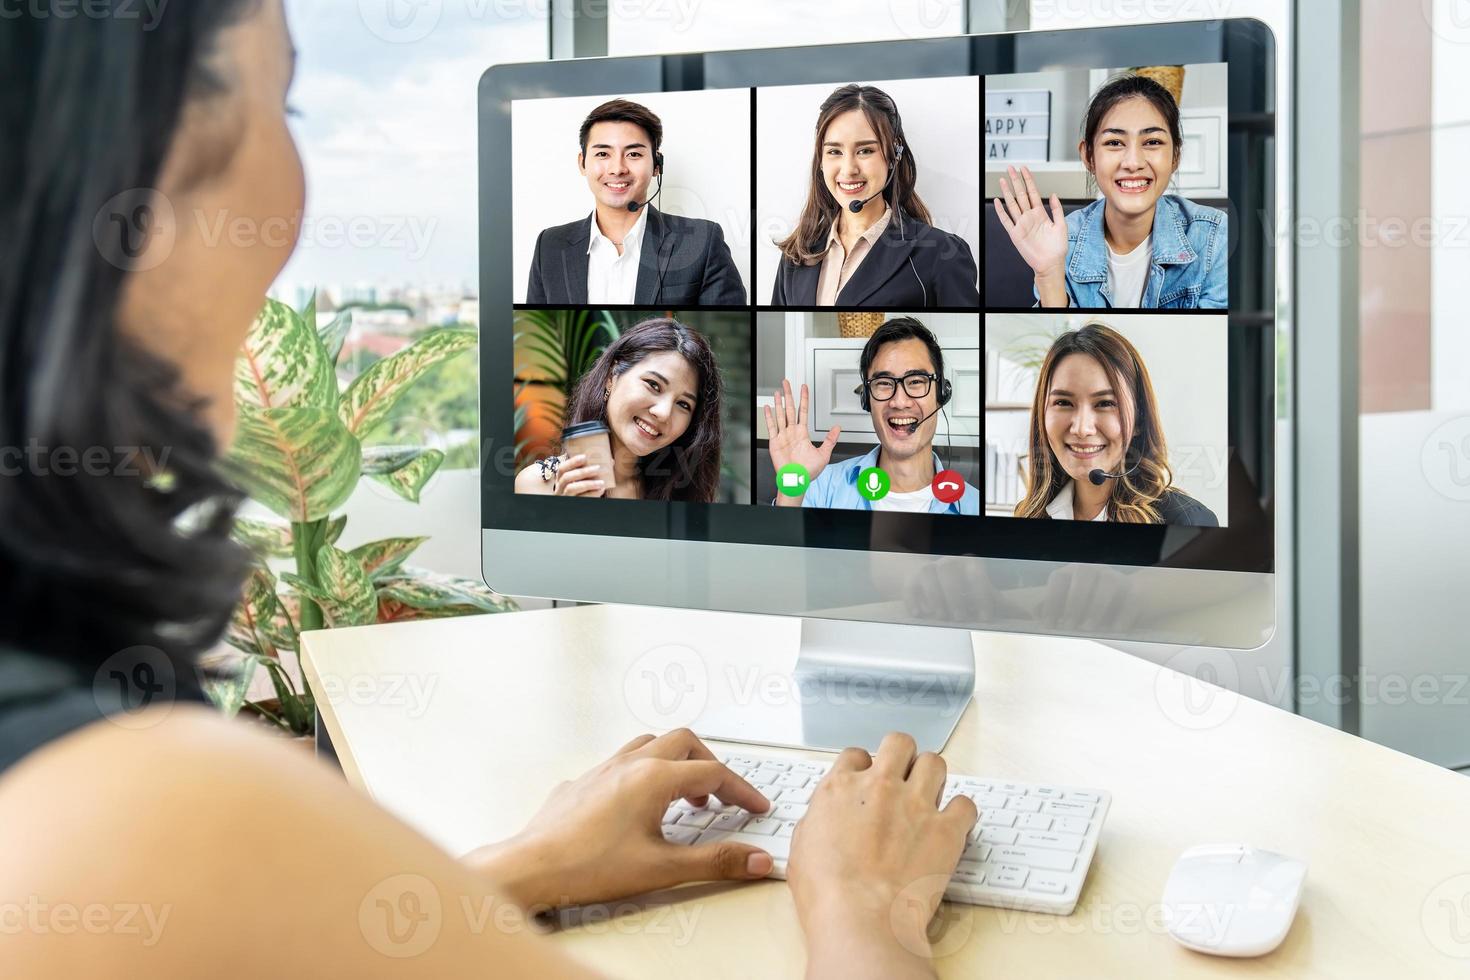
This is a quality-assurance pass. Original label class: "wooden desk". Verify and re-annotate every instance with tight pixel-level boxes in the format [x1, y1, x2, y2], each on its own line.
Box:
[303, 604, 1470, 978]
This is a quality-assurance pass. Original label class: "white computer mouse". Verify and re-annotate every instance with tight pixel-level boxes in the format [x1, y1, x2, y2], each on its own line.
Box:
[1160, 843, 1307, 957]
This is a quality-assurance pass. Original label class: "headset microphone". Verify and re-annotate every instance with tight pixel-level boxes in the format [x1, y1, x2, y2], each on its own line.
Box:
[1088, 454, 1142, 486]
[626, 153, 665, 213]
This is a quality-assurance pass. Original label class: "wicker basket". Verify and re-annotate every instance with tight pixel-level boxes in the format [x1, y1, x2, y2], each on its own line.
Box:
[1131, 65, 1184, 106]
[837, 311, 885, 338]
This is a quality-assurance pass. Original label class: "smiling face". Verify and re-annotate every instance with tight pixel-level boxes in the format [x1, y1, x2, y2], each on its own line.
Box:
[579, 120, 656, 212]
[867, 337, 940, 463]
[1081, 95, 1178, 223]
[604, 350, 699, 457]
[821, 108, 890, 214]
[1044, 352, 1131, 484]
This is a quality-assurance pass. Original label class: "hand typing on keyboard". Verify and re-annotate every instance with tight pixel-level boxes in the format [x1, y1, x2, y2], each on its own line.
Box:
[788, 732, 978, 979]
[464, 728, 777, 908]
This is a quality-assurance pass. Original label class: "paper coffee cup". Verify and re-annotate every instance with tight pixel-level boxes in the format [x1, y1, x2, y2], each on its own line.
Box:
[561, 420, 616, 493]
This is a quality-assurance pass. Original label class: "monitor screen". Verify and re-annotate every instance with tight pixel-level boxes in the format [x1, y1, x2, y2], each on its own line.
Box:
[480, 20, 1276, 592]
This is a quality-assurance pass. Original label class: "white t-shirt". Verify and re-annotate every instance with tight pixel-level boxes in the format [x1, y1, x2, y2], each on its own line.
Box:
[1045, 482, 1108, 522]
[586, 208, 648, 305]
[872, 487, 934, 513]
[1107, 234, 1151, 308]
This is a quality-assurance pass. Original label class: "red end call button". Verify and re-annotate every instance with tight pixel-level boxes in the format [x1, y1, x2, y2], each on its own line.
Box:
[932, 470, 966, 504]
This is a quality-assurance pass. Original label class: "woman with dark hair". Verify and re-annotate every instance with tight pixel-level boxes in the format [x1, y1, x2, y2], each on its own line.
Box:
[1014, 322, 1218, 525]
[1, 5, 976, 977]
[515, 318, 724, 502]
[994, 73, 1228, 309]
[770, 83, 978, 308]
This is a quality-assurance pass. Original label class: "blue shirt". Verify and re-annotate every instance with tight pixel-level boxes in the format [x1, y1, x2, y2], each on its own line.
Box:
[1036, 194, 1228, 309]
[801, 446, 979, 515]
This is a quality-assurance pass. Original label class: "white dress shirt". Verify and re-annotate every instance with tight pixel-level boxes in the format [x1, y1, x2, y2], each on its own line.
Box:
[1045, 482, 1109, 522]
[815, 207, 892, 306]
[586, 208, 648, 305]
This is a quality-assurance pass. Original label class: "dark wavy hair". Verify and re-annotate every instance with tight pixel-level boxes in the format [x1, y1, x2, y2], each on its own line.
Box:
[561, 318, 724, 502]
[775, 84, 934, 266]
[0, 2, 260, 684]
[1080, 73, 1184, 178]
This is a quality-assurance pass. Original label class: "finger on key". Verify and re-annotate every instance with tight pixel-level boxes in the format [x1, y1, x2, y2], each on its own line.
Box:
[636, 729, 733, 807]
[907, 750, 948, 804]
[830, 745, 873, 773]
[661, 759, 770, 815]
[872, 731, 918, 779]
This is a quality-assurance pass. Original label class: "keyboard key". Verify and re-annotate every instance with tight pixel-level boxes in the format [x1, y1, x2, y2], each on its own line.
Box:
[677, 809, 717, 829]
[996, 782, 1027, 794]
[1043, 800, 1095, 818]
[1027, 873, 1069, 894]
[663, 825, 700, 845]
[980, 809, 1017, 828]
[742, 816, 782, 836]
[771, 802, 807, 822]
[758, 760, 792, 771]
[1006, 797, 1043, 813]
[774, 773, 809, 789]
[980, 827, 1018, 845]
[727, 756, 759, 768]
[1019, 831, 1084, 853]
[777, 821, 798, 838]
[747, 771, 779, 787]
[952, 866, 985, 885]
[976, 792, 1009, 809]
[987, 865, 1029, 889]
[698, 830, 792, 862]
[962, 841, 992, 863]
[1017, 813, 1053, 831]
[779, 786, 815, 804]
[991, 846, 1076, 873]
[1065, 791, 1101, 803]
[1028, 786, 1062, 798]
[709, 811, 749, 832]
[1053, 816, 1091, 836]
[793, 761, 825, 774]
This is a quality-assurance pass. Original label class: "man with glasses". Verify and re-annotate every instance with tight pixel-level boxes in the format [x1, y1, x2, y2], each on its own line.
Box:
[766, 317, 978, 514]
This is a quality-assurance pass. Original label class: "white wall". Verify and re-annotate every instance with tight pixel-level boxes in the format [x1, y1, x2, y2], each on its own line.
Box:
[985, 312, 1230, 522]
[511, 88, 752, 302]
[754, 76, 980, 303]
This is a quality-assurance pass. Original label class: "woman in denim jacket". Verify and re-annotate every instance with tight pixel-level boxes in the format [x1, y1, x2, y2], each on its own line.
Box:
[994, 74, 1228, 310]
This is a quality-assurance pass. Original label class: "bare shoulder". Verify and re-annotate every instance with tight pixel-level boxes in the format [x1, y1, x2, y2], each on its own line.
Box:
[0, 705, 592, 979]
[515, 459, 555, 494]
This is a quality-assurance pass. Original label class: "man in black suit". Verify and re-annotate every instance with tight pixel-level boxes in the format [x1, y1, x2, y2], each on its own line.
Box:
[525, 99, 747, 307]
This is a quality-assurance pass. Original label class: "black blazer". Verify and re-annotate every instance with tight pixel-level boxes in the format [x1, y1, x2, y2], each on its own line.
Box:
[526, 206, 746, 306]
[769, 212, 979, 308]
[1155, 488, 1220, 527]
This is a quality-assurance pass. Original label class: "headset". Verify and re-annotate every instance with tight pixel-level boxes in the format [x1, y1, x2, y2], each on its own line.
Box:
[844, 141, 927, 307]
[853, 324, 957, 474]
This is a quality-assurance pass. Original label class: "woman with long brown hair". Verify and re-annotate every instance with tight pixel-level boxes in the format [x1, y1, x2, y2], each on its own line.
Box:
[770, 84, 978, 308]
[1013, 322, 1218, 525]
[516, 317, 727, 502]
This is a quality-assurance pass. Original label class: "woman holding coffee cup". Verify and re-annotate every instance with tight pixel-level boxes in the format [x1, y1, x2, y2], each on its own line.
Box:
[515, 317, 727, 501]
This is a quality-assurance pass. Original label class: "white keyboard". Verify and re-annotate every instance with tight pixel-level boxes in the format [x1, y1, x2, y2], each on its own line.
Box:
[660, 750, 1110, 915]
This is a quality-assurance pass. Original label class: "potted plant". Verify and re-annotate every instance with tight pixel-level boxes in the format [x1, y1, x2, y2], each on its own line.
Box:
[206, 295, 517, 737]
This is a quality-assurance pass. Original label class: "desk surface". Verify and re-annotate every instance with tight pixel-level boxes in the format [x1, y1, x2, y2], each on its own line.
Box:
[304, 604, 1470, 978]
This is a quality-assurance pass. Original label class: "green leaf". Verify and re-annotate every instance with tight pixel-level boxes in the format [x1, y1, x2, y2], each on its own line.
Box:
[234, 297, 336, 411]
[319, 309, 353, 367]
[282, 545, 376, 628]
[225, 567, 281, 657]
[338, 329, 476, 436]
[368, 449, 443, 503]
[348, 536, 428, 579]
[375, 567, 519, 615]
[230, 517, 294, 559]
[323, 514, 347, 546]
[221, 406, 361, 523]
[203, 656, 257, 718]
[361, 444, 431, 475]
[301, 291, 317, 332]
[253, 657, 312, 734]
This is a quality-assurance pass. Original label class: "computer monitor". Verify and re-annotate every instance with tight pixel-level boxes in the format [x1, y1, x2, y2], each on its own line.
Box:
[479, 19, 1277, 752]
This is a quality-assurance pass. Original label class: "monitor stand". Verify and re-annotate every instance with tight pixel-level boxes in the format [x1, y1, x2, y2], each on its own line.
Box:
[693, 618, 976, 754]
